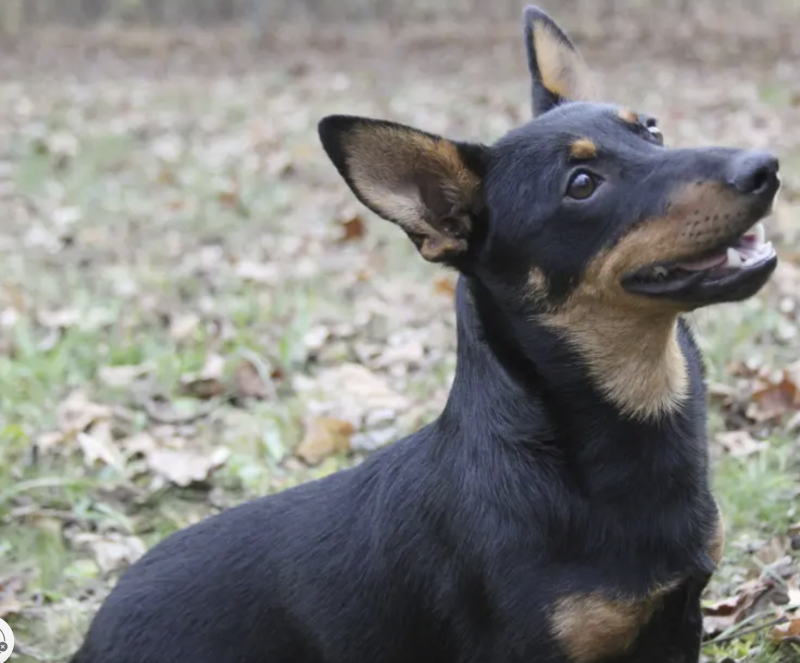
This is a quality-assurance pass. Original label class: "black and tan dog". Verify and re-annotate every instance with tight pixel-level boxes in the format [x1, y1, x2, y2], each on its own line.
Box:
[71, 6, 779, 663]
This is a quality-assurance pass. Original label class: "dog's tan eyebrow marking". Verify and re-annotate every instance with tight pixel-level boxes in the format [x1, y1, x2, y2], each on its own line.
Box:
[617, 108, 639, 125]
[569, 138, 597, 160]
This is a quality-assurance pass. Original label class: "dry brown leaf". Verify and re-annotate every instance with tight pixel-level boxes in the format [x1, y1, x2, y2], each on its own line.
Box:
[434, 274, 456, 297]
[72, 533, 147, 574]
[218, 189, 239, 208]
[98, 363, 152, 388]
[169, 312, 201, 341]
[746, 368, 800, 422]
[0, 576, 24, 619]
[715, 430, 770, 457]
[702, 578, 775, 637]
[771, 616, 800, 644]
[235, 260, 278, 284]
[77, 420, 126, 474]
[57, 390, 113, 435]
[37, 308, 80, 329]
[233, 360, 270, 400]
[296, 417, 355, 466]
[181, 354, 227, 399]
[338, 214, 366, 242]
[146, 447, 230, 487]
[120, 431, 157, 458]
[181, 376, 226, 400]
[757, 535, 792, 565]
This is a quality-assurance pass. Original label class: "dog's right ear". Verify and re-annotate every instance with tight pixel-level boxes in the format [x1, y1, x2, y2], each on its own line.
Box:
[523, 6, 595, 116]
[318, 115, 488, 267]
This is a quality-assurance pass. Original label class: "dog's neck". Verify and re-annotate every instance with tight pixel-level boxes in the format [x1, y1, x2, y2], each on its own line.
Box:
[441, 276, 707, 487]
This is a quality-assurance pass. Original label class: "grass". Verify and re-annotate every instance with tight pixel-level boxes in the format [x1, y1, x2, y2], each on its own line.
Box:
[0, 24, 799, 663]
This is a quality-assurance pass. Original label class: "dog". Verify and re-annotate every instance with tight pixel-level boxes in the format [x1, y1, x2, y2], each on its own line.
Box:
[70, 6, 779, 662]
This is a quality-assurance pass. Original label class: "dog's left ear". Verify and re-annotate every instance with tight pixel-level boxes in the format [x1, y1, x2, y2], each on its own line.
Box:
[523, 6, 595, 116]
[318, 114, 487, 266]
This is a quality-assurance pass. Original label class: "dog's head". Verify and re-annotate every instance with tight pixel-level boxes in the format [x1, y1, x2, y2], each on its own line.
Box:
[318, 6, 780, 418]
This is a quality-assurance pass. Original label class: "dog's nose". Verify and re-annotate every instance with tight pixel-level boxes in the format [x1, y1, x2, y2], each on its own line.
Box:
[728, 150, 780, 196]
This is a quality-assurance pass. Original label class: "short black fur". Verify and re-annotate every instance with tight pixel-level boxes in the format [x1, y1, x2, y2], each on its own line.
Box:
[71, 6, 780, 663]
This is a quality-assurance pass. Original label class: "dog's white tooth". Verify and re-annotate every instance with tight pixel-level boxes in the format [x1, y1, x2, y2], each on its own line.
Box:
[726, 247, 743, 268]
[754, 222, 766, 245]
[653, 266, 668, 277]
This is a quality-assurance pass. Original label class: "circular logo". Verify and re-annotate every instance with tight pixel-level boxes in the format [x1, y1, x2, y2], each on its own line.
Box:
[0, 618, 14, 663]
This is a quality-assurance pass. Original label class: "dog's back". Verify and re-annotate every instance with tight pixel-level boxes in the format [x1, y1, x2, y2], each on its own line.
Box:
[70, 429, 469, 663]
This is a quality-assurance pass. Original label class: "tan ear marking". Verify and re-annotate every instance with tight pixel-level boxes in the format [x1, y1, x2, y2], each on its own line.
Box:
[617, 108, 639, 124]
[570, 138, 597, 160]
[532, 19, 594, 102]
[339, 124, 481, 263]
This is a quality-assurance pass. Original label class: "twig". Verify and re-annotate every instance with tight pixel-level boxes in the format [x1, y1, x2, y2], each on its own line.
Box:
[5, 505, 90, 524]
[706, 615, 787, 645]
[138, 395, 224, 425]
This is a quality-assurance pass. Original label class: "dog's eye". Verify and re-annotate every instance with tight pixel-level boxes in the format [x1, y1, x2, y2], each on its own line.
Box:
[645, 119, 664, 145]
[565, 170, 598, 200]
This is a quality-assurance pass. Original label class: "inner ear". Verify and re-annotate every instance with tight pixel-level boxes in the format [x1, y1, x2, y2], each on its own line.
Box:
[318, 115, 487, 266]
[523, 5, 595, 116]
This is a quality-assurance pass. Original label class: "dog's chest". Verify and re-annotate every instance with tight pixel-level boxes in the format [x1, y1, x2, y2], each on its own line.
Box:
[547, 583, 672, 663]
[544, 507, 723, 663]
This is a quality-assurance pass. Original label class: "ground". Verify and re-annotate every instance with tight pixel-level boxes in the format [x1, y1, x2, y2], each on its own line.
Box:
[1, 14, 800, 663]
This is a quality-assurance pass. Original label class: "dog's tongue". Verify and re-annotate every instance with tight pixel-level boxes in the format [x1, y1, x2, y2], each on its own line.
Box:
[673, 252, 727, 271]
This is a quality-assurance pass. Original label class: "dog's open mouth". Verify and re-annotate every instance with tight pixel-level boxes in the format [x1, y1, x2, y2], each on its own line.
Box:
[622, 219, 778, 302]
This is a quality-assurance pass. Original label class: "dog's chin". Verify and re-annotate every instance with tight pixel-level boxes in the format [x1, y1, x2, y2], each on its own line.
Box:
[621, 219, 779, 307]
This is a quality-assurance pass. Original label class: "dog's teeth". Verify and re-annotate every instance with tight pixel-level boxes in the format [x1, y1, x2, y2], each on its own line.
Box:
[753, 222, 766, 245]
[726, 247, 743, 268]
[653, 266, 668, 278]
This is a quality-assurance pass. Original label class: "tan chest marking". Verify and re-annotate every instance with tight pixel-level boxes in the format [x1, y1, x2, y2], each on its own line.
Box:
[550, 584, 675, 663]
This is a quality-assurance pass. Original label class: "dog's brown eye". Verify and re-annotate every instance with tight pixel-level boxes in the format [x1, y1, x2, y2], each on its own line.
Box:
[645, 119, 664, 145]
[566, 171, 598, 200]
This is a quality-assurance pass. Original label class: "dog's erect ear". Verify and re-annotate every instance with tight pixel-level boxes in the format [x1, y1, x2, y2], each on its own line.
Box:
[523, 6, 595, 116]
[318, 115, 487, 265]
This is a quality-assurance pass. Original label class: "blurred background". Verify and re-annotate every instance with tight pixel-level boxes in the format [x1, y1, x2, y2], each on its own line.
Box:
[0, 1, 799, 661]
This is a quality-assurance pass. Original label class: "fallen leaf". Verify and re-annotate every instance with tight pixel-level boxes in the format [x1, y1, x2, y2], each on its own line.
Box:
[233, 360, 270, 400]
[757, 535, 791, 565]
[181, 353, 227, 399]
[169, 312, 201, 341]
[37, 308, 80, 329]
[771, 616, 800, 644]
[77, 420, 127, 474]
[715, 430, 770, 457]
[702, 578, 775, 637]
[338, 214, 366, 242]
[296, 417, 355, 466]
[235, 260, 278, 284]
[98, 363, 153, 388]
[0, 576, 24, 619]
[747, 369, 800, 422]
[120, 431, 157, 458]
[433, 274, 456, 297]
[181, 376, 226, 400]
[37, 391, 117, 454]
[146, 447, 230, 487]
[72, 533, 147, 574]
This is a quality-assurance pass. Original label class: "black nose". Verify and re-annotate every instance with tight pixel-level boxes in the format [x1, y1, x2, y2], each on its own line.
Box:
[729, 150, 780, 196]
